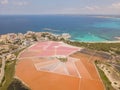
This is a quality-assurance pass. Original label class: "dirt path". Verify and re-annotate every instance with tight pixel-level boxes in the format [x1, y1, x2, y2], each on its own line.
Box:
[0, 57, 5, 84]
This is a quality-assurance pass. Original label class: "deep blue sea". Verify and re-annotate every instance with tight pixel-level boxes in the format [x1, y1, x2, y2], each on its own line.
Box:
[0, 15, 120, 42]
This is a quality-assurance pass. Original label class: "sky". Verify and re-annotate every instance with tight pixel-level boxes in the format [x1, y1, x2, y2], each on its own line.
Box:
[0, 0, 120, 15]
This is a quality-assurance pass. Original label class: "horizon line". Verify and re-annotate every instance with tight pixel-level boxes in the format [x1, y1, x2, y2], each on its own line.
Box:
[0, 14, 120, 16]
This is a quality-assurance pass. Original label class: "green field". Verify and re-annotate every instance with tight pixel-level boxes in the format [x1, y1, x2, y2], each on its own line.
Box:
[64, 40, 120, 55]
[95, 61, 115, 90]
[0, 61, 16, 90]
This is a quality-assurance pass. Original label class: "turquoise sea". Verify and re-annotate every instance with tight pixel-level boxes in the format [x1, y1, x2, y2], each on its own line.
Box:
[0, 15, 120, 42]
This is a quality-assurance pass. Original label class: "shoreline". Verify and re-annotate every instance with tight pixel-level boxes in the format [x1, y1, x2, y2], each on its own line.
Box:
[70, 39, 120, 43]
[0, 31, 120, 43]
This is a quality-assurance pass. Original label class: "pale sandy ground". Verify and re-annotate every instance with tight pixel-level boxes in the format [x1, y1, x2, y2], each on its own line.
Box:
[98, 64, 120, 90]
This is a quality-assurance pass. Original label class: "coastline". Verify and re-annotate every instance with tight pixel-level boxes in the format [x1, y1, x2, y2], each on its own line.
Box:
[70, 39, 120, 43]
[0, 31, 120, 43]
[83, 40, 120, 43]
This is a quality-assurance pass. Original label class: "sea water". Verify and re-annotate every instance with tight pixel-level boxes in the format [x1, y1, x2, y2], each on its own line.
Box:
[0, 15, 120, 42]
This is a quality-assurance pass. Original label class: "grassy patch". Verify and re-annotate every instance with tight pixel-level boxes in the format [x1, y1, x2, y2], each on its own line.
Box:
[64, 40, 120, 55]
[57, 57, 67, 63]
[7, 78, 31, 90]
[14, 48, 26, 57]
[0, 47, 29, 90]
[0, 61, 16, 90]
[95, 61, 115, 90]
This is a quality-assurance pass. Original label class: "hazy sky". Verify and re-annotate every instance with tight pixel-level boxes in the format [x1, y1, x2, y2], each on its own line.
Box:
[0, 0, 120, 15]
